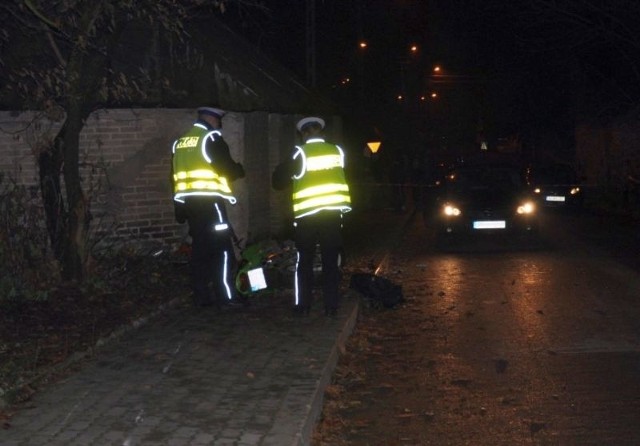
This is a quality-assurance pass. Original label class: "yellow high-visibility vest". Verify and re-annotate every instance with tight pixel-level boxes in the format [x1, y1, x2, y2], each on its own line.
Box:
[172, 123, 236, 204]
[291, 138, 352, 219]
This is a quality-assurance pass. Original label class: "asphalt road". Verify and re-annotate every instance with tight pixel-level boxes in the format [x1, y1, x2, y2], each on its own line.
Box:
[317, 206, 640, 445]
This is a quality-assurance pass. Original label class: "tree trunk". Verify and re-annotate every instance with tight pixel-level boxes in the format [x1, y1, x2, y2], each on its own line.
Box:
[59, 107, 90, 282]
[39, 125, 67, 262]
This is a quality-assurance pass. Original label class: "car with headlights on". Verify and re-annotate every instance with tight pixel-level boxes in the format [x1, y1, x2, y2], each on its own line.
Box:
[525, 163, 584, 209]
[434, 160, 538, 240]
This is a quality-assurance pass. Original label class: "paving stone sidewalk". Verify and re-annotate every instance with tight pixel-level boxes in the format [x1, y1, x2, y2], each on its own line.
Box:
[0, 292, 359, 446]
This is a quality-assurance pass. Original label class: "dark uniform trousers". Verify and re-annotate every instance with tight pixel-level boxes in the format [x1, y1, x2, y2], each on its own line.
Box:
[184, 198, 236, 306]
[294, 211, 343, 311]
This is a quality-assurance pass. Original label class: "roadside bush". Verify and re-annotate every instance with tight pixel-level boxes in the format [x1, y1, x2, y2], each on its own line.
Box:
[0, 173, 59, 303]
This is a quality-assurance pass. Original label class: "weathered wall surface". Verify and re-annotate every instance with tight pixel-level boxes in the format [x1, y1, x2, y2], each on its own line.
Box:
[0, 108, 342, 252]
[575, 109, 640, 213]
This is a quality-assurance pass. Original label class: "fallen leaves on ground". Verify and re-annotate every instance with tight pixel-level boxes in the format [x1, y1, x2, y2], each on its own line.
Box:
[0, 253, 189, 415]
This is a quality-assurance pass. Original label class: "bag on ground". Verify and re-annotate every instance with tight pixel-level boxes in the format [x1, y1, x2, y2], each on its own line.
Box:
[349, 273, 404, 308]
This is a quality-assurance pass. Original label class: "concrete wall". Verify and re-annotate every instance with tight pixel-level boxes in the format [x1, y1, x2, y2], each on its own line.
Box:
[0, 108, 341, 252]
[576, 108, 640, 212]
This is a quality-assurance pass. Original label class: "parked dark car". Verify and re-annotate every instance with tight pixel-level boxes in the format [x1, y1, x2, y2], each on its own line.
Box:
[525, 163, 584, 209]
[433, 159, 538, 240]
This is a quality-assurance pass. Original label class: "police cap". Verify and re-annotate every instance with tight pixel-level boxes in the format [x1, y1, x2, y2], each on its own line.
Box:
[296, 116, 325, 132]
[197, 107, 226, 119]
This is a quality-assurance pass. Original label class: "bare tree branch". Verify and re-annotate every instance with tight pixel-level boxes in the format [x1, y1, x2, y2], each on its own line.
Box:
[23, 0, 59, 30]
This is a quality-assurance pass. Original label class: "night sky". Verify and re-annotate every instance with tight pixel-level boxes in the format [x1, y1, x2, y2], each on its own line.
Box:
[221, 1, 640, 159]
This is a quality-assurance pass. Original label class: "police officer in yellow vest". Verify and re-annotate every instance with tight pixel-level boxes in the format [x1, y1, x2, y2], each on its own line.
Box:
[172, 107, 245, 308]
[272, 117, 352, 316]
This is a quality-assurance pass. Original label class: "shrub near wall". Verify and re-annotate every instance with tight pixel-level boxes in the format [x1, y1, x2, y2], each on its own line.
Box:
[0, 111, 52, 188]
[0, 112, 61, 297]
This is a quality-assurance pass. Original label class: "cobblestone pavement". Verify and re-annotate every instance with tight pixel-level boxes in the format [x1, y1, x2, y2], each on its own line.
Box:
[0, 292, 359, 446]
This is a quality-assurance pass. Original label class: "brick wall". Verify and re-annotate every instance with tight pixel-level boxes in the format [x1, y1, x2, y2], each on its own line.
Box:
[0, 108, 339, 252]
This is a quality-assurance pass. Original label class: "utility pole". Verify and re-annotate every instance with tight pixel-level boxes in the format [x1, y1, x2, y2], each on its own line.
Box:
[305, 0, 316, 87]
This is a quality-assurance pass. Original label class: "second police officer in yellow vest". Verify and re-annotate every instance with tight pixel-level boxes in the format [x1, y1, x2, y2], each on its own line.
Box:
[272, 116, 352, 316]
[171, 107, 245, 308]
